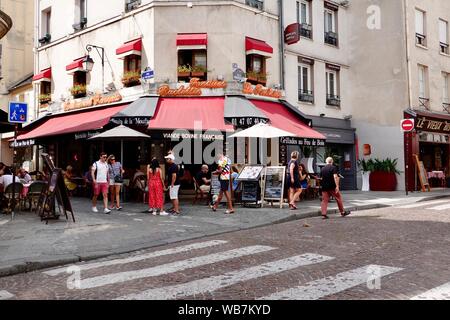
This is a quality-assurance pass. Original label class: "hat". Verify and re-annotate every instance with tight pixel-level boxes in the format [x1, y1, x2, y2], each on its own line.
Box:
[164, 154, 175, 161]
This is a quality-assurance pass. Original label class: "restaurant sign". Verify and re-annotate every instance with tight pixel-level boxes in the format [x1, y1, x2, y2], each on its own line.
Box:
[242, 82, 283, 99]
[110, 117, 150, 125]
[280, 136, 325, 147]
[74, 131, 101, 140]
[162, 132, 224, 141]
[158, 78, 227, 97]
[228, 117, 269, 127]
[284, 23, 301, 45]
[9, 139, 35, 148]
[415, 116, 450, 134]
[63, 92, 123, 111]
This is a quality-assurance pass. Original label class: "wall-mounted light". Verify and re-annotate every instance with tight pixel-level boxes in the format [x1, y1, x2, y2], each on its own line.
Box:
[82, 55, 94, 72]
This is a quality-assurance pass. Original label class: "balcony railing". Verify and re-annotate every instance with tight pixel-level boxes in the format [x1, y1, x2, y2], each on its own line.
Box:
[327, 94, 341, 107]
[440, 42, 449, 54]
[300, 24, 312, 39]
[443, 102, 450, 113]
[245, 0, 264, 10]
[298, 89, 314, 103]
[325, 31, 338, 46]
[416, 33, 426, 46]
[419, 97, 430, 110]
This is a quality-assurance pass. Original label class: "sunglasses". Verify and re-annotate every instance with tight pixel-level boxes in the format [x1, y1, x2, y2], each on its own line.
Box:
[102, 156, 107, 159]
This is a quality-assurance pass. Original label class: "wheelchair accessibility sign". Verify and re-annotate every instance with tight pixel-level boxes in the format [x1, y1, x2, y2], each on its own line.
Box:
[8, 101, 28, 124]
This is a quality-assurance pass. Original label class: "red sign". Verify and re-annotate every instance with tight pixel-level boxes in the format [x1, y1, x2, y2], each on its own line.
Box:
[401, 119, 415, 132]
[284, 23, 300, 45]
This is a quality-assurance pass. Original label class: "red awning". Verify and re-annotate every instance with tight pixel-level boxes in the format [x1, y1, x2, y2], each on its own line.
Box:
[32, 68, 51, 82]
[116, 38, 142, 58]
[249, 100, 326, 140]
[16, 105, 126, 140]
[245, 37, 273, 57]
[176, 33, 207, 48]
[66, 57, 85, 73]
[148, 97, 233, 131]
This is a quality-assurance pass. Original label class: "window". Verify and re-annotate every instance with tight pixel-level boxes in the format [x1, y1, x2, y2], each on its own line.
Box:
[125, 0, 141, 12]
[39, 81, 51, 105]
[122, 54, 141, 87]
[297, 1, 312, 39]
[72, 71, 87, 98]
[73, 0, 87, 30]
[415, 9, 426, 46]
[246, 54, 266, 85]
[39, 8, 51, 44]
[443, 73, 449, 111]
[439, 19, 449, 54]
[245, 0, 263, 10]
[326, 68, 340, 107]
[298, 63, 314, 103]
[324, 9, 338, 46]
[418, 64, 429, 109]
[178, 50, 207, 81]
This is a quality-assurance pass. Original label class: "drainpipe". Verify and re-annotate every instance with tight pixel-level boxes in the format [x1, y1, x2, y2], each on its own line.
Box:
[278, 0, 285, 90]
[403, 0, 412, 193]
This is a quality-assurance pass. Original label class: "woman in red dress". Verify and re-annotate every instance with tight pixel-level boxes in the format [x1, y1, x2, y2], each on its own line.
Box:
[147, 158, 168, 215]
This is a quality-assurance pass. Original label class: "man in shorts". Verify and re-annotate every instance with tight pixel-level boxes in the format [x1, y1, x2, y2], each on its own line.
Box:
[165, 154, 181, 215]
[91, 152, 111, 214]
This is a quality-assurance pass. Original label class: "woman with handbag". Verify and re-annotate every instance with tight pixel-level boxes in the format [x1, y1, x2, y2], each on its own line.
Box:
[107, 155, 125, 210]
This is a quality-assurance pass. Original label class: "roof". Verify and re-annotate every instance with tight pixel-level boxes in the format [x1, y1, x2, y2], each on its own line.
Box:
[7, 73, 33, 92]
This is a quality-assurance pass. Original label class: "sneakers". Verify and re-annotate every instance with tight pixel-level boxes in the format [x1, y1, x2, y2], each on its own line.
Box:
[104, 208, 111, 214]
[341, 211, 351, 217]
[160, 211, 169, 216]
[152, 210, 158, 216]
[92, 207, 98, 213]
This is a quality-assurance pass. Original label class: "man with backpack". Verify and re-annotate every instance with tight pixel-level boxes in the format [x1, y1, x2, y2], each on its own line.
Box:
[91, 152, 111, 214]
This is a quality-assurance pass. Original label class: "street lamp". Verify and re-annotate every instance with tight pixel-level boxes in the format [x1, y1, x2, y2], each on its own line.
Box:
[85, 44, 105, 93]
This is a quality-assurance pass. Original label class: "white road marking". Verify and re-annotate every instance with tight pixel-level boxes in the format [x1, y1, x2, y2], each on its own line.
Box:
[396, 200, 450, 209]
[0, 290, 14, 300]
[427, 203, 450, 211]
[0, 220, 9, 226]
[79, 245, 275, 289]
[260, 265, 403, 300]
[410, 281, 450, 300]
[43, 240, 228, 276]
[116, 253, 334, 300]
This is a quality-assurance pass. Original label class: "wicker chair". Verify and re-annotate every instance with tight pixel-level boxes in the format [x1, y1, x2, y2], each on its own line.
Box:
[24, 181, 47, 211]
[3, 183, 24, 213]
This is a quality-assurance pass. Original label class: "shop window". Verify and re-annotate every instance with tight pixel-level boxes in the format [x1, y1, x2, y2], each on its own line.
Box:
[71, 71, 87, 98]
[122, 54, 141, 87]
[39, 81, 52, 105]
[246, 54, 266, 85]
[178, 50, 207, 81]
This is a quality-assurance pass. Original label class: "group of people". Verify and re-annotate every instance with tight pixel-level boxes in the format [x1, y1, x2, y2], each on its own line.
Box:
[286, 151, 350, 219]
[0, 162, 33, 191]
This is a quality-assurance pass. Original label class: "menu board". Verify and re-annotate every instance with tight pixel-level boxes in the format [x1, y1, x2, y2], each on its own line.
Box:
[210, 174, 221, 196]
[241, 181, 259, 202]
[237, 165, 264, 181]
[263, 166, 286, 201]
[414, 154, 431, 192]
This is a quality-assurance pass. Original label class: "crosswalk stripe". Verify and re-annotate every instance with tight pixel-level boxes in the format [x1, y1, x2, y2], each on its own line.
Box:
[43, 240, 228, 276]
[78, 245, 275, 290]
[427, 203, 450, 211]
[260, 265, 403, 300]
[410, 281, 450, 300]
[395, 200, 449, 209]
[0, 290, 14, 300]
[116, 253, 334, 300]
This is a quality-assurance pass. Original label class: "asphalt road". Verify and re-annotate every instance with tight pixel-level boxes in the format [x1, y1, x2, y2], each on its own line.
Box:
[0, 199, 449, 300]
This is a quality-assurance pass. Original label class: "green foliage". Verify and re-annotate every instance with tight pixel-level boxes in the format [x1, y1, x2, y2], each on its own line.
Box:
[191, 65, 207, 73]
[177, 64, 192, 73]
[70, 84, 87, 95]
[358, 158, 401, 174]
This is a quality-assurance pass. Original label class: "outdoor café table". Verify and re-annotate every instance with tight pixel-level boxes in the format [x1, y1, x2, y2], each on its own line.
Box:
[427, 171, 445, 187]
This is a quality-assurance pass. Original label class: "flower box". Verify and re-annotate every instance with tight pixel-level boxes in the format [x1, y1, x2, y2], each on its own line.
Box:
[177, 72, 191, 77]
[122, 72, 141, 87]
[191, 71, 205, 77]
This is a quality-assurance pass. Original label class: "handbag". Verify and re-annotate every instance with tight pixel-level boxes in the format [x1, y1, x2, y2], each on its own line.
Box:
[112, 165, 123, 183]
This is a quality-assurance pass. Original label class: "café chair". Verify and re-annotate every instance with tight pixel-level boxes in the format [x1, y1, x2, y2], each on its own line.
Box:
[24, 181, 47, 211]
[3, 182, 24, 213]
[193, 177, 210, 205]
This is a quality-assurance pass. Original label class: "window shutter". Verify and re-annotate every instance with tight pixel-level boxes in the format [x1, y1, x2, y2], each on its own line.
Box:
[415, 10, 424, 35]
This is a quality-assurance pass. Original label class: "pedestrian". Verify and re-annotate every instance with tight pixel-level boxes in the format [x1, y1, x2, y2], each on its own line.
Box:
[147, 158, 168, 216]
[107, 154, 124, 210]
[63, 165, 77, 194]
[91, 152, 111, 214]
[211, 153, 235, 214]
[320, 157, 351, 220]
[297, 163, 310, 201]
[287, 151, 302, 210]
[164, 153, 181, 215]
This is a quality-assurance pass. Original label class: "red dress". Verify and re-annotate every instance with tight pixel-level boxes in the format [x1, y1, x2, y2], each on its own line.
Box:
[148, 168, 164, 208]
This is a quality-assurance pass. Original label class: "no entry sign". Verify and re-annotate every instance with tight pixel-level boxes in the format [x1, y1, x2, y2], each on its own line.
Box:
[401, 119, 415, 132]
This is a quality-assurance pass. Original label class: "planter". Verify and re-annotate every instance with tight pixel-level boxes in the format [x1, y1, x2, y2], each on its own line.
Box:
[39, 99, 51, 104]
[361, 171, 370, 192]
[122, 79, 141, 87]
[191, 71, 205, 78]
[178, 72, 190, 77]
[72, 92, 86, 99]
[369, 171, 397, 191]
[246, 75, 257, 82]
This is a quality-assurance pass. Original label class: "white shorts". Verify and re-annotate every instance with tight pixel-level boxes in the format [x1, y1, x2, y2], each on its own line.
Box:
[109, 179, 122, 186]
[199, 185, 211, 193]
[169, 185, 180, 200]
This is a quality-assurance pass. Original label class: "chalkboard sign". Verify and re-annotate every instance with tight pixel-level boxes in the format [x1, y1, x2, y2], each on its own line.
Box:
[414, 154, 431, 192]
[241, 181, 259, 203]
[262, 166, 286, 208]
[237, 165, 264, 181]
[210, 174, 226, 203]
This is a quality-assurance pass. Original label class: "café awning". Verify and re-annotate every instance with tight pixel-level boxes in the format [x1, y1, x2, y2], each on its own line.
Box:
[176, 33, 207, 50]
[32, 68, 52, 83]
[15, 104, 127, 140]
[66, 57, 86, 74]
[224, 96, 268, 126]
[245, 37, 273, 57]
[148, 97, 234, 131]
[116, 38, 142, 59]
[111, 96, 159, 125]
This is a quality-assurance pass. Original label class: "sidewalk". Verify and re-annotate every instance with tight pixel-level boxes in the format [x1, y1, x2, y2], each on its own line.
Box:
[1, 189, 449, 277]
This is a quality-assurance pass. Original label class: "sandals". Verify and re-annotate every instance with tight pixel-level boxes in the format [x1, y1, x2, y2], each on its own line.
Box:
[289, 203, 298, 210]
[225, 210, 235, 214]
[322, 215, 329, 220]
[210, 205, 217, 212]
[341, 211, 351, 217]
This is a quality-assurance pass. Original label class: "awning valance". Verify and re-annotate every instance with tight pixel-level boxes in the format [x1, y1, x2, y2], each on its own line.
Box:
[245, 37, 273, 57]
[116, 38, 142, 59]
[66, 57, 86, 74]
[176, 33, 207, 50]
[32, 68, 51, 83]
[111, 96, 159, 125]
[224, 96, 268, 127]
[16, 105, 127, 140]
[148, 97, 233, 131]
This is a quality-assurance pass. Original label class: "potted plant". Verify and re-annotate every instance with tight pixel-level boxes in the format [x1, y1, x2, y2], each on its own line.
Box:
[246, 70, 258, 82]
[70, 84, 87, 98]
[369, 158, 401, 191]
[257, 72, 268, 84]
[39, 93, 51, 104]
[191, 65, 206, 77]
[357, 158, 374, 192]
[121, 71, 141, 87]
[177, 64, 191, 77]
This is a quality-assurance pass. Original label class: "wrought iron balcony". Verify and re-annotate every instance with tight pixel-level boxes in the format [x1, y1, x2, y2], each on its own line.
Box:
[300, 24, 312, 39]
[324, 31, 338, 46]
[416, 33, 426, 46]
[419, 97, 430, 110]
[298, 89, 314, 103]
[327, 94, 341, 107]
[245, 0, 264, 10]
[0, 10, 13, 39]
[440, 42, 449, 54]
[443, 102, 450, 113]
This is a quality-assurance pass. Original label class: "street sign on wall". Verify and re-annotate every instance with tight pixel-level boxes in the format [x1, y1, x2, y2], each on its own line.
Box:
[8, 101, 28, 124]
[141, 68, 154, 81]
[401, 119, 415, 132]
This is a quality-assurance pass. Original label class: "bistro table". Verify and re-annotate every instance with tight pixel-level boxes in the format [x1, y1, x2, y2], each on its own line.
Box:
[427, 171, 445, 188]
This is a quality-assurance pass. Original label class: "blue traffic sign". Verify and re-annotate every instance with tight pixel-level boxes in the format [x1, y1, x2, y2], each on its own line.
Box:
[8, 101, 28, 124]
[141, 69, 154, 80]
